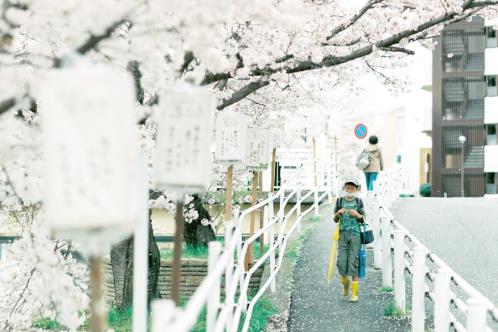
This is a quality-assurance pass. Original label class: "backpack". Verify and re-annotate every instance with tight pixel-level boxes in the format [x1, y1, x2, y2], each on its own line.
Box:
[356, 148, 369, 170]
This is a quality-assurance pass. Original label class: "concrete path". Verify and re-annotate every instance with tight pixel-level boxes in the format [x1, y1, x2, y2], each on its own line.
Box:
[392, 197, 498, 305]
[288, 204, 410, 332]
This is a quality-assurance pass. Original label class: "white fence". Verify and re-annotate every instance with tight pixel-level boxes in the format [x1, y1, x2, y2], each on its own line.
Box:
[151, 178, 332, 331]
[371, 171, 498, 332]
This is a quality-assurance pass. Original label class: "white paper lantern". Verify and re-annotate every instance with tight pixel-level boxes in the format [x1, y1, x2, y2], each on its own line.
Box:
[153, 82, 215, 193]
[38, 64, 147, 246]
[246, 128, 271, 170]
[306, 114, 326, 138]
[215, 111, 249, 164]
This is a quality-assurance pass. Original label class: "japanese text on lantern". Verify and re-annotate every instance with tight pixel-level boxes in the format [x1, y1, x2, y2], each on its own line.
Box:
[154, 83, 214, 193]
[246, 128, 271, 169]
[215, 112, 248, 163]
[39, 65, 145, 235]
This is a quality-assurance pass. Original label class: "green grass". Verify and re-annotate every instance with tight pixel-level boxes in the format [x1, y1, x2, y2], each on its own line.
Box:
[32, 307, 133, 331]
[32, 317, 64, 330]
[160, 245, 210, 260]
[304, 214, 322, 223]
[380, 286, 394, 293]
[239, 297, 278, 332]
[161, 242, 270, 261]
[383, 301, 408, 318]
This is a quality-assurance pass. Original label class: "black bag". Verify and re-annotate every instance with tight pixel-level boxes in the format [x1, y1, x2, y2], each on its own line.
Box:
[360, 223, 374, 245]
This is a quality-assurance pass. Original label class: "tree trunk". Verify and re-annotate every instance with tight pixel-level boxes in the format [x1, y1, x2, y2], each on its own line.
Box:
[184, 194, 216, 248]
[110, 210, 161, 311]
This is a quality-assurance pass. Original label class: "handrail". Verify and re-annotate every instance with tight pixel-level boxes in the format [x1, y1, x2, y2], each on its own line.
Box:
[238, 188, 284, 221]
[151, 157, 335, 332]
[373, 171, 498, 332]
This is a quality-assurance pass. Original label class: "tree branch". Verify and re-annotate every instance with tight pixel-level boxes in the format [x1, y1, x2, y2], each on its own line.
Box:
[0, 98, 16, 117]
[178, 51, 195, 76]
[126, 60, 144, 105]
[201, 72, 233, 86]
[326, 0, 382, 41]
[379, 46, 415, 55]
[217, 80, 269, 110]
[76, 18, 128, 55]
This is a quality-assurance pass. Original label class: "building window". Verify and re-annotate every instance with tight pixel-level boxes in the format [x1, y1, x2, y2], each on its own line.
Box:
[487, 124, 498, 145]
[486, 173, 497, 194]
[487, 27, 497, 38]
[488, 124, 497, 135]
[487, 76, 497, 97]
[487, 76, 497, 87]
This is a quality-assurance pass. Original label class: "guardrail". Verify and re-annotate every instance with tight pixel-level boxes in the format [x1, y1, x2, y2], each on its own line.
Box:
[371, 171, 498, 332]
[151, 181, 331, 331]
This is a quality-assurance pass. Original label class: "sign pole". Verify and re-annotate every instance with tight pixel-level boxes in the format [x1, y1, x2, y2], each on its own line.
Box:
[224, 165, 234, 222]
[312, 137, 318, 187]
[245, 171, 258, 270]
[259, 171, 264, 255]
[270, 148, 276, 192]
[89, 256, 108, 332]
[171, 197, 185, 306]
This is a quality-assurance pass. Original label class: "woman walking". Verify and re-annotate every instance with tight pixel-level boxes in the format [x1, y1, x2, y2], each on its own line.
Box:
[363, 135, 384, 191]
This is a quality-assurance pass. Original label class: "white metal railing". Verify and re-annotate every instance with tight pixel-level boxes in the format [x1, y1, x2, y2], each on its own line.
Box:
[371, 171, 498, 332]
[151, 163, 333, 332]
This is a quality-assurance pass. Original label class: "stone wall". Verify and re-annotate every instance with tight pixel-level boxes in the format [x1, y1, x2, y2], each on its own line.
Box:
[105, 259, 264, 304]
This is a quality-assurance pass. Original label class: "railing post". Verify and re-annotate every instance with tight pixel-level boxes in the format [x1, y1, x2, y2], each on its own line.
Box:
[279, 189, 285, 247]
[267, 205, 276, 293]
[393, 230, 406, 313]
[412, 247, 426, 332]
[152, 299, 175, 332]
[207, 241, 222, 332]
[225, 222, 235, 330]
[434, 268, 450, 332]
[381, 217, 393, 288]
[296, 189, 302, 233]
[466, 297, 487, 332]
[372, 203, 382, 269]
[314, 187, 319, 216]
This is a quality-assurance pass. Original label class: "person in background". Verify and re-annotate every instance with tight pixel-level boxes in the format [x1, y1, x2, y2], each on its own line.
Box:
[363, 135, 384, 191]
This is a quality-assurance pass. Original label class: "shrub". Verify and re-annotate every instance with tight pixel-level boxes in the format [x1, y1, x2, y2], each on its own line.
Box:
[420, 183, 432, 197]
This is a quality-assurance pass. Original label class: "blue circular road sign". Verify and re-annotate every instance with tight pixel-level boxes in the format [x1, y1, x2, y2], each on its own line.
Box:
[354, 124, 368, 139]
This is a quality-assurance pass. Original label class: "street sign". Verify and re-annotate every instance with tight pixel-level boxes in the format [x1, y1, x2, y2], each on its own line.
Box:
[245, 128, 271, 170]
[355, 123, 368, 139]
[39, 65, 147, 248]
[154, 82, 215, 193]
[215, 111, 249, 164]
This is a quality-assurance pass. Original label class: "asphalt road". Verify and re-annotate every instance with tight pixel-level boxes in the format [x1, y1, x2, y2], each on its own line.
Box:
[391, 197, 498, 305]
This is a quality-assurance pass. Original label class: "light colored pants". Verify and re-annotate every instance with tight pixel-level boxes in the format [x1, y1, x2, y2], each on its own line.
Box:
[337, 230, 361, 278]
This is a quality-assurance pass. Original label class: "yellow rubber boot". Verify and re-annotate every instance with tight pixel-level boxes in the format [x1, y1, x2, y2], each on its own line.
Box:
[350, 280, 359, 302]
[340, 276, 350, 296]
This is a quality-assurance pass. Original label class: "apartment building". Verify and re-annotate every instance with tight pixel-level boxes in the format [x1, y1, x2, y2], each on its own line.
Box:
[432, 16, 498, 197]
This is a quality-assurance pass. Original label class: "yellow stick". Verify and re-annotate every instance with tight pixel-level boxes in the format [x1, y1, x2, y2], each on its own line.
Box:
[327, 225, 340, 285]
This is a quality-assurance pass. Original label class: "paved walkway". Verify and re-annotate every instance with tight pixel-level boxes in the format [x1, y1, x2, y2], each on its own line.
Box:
[288, 204, 410, 332]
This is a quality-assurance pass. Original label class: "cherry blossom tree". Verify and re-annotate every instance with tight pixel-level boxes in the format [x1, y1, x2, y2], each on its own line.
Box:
[1, 0, 498, 328]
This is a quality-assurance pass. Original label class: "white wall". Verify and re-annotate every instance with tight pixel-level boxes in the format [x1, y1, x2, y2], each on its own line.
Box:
[485, 145, 498, 172]
[485, 48, 498, 76]
[485, 96, 498, 124]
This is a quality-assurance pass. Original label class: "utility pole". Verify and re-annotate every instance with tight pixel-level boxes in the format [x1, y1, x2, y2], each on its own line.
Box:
[459, 135, 466, 197]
